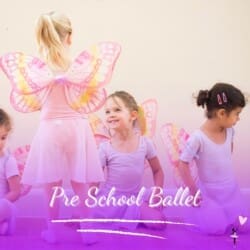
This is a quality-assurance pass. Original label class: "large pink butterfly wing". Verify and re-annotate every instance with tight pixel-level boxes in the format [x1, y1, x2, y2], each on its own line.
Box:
[65, 42, 121, 114]
[141, 99, 158, 137]
[88, 114, 110, 146]
[160, 123, 198, 187]
[0, 52, 52, 94]
[66, 42, 121, 88]
[140, 99, 158, 169]
[9, 88, 51, 113]
[0, 52, 53, 112]
[65, 85, 107, 114]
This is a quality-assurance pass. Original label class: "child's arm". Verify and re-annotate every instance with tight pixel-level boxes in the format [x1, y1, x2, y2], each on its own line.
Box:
[148, 156, 164, 188]
[178, 131, 200, 195]
[4, 155, 21, 202]
[144, 137, 164, 188]
[5, 175, 21, 202]
[177, 160, 198, 195]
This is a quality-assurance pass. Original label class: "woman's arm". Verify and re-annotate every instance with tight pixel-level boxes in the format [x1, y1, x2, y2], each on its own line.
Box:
[5, 175, 21, 202]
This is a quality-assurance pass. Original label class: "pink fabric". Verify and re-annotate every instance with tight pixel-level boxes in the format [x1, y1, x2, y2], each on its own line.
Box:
[21, 84, 104, 185]
[40, 85, 83, 120]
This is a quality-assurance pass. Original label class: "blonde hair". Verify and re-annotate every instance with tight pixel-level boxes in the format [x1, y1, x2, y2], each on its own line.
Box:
[0, 108, 12, 132]
[108, 91, 146, 135]
[36, 11, 72, 70]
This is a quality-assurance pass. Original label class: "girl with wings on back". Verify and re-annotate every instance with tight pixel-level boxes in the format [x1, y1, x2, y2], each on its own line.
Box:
[0, 11, 121, 243]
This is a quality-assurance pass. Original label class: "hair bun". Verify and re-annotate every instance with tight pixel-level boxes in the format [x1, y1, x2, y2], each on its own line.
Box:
[197, 90, 209, 107]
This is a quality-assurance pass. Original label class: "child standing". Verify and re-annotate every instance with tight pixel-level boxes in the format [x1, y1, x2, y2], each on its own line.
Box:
[178, 83, 249, 234]
[93, 91, 165, 230]
[0, 11, 120, 243]
[0, 109, 21, 235]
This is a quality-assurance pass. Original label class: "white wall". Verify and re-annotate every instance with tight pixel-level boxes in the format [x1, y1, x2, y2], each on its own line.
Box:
[0, 0, 250, 187]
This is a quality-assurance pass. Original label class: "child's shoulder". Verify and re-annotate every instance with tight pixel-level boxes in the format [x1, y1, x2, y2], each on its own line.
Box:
[1, 151, 17, 164]
[185, 129, 204, 146]
[140, 135, 153, 143]
[0, 151, 18, 172]
[0, 150, 11, 160]
[98, 140, 111, 150]
[139, 136, 156, 150]
[188, 129, 203, 139]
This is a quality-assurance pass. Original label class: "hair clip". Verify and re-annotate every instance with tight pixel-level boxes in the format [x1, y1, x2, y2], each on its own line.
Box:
[217, 94, 222, 105]
[222, 92, 227, 103]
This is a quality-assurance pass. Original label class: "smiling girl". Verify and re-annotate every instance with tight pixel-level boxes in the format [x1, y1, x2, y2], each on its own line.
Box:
[93, 91, 165, 231]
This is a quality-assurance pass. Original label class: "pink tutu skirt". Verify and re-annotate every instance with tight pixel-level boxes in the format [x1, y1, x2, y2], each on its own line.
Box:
[22, 117, 104, 185]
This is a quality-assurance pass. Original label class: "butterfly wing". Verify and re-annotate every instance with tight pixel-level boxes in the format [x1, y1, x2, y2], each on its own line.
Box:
[66, 42, 121, 88]
[0, 52, 53, 94]
[65, 85, 107, 114]
[160, 123, 198, 186]
[88, 114, 110, 146]
[160, 123, 189, 164]
[141, 99, 158, 137]
[65, 42, 121, 113]
[140, 99, 158, 169]
[12, 145, 32, 196]
[9, 88, 51, 113]
[0, 52, 53, 112]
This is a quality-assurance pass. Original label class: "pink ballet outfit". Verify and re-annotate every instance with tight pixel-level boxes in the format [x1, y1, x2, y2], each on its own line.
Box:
[22, 84, 104, 185]
[180, 128, 249, 234]
[92, 136, 157, 230]
[0, 42, 121, 185]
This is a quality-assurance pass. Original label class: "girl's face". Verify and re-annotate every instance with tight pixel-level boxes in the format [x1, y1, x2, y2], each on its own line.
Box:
[218, 107, 242, 128]
[104, 97, 137, 132]
[0, 126, 9, 154]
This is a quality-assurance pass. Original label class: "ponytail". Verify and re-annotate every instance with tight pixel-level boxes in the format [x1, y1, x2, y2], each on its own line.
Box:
[35, 12, 72, 70]
[137, 106, 147, 135]
[197, 90, 209, 108]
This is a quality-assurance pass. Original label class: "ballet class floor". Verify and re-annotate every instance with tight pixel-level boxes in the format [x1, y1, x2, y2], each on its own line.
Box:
[1, 217, 249, 250]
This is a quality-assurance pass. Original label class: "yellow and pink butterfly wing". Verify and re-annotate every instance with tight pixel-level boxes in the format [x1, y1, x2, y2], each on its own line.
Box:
[65, 86, 107, 114]
[65, 42, 121, 114]
[88, 114, 110, 146]
[0, 52, 53, 112]
[0, 52, 52, 94]
[9, 87, 51, 113]
[160, 123, 189, 165]
[160, 123, 198, 186]
[141, 99, 158, 137]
